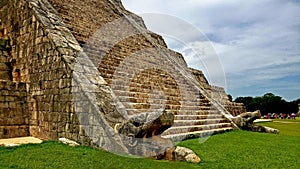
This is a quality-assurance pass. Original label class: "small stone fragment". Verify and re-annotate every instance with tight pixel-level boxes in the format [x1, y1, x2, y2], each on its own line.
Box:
[59, 138, 80, 146]
[171, 146, 201, 163]
[185, 153, 201, 163]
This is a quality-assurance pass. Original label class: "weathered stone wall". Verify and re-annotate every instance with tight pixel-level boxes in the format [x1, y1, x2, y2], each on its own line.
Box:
[0, 81, 29, 138]
[0, 21, 29, 139]
[0, 38, 11, 81]
[0, 0, 130, 154]
[0, 0, 78, 141]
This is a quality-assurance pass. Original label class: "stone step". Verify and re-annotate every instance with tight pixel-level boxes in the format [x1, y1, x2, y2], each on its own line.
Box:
[162, 127, 233, 142]
[199, 106, 212, 110]
[112, 104, 221, 115]
[197, 110, 220, 116]
[113, 91, 209, 104]
[175, 114, 223, 120]
[199, 102, 211, 107]
[173, 118, 228, 126]
[113, 107, 220, 116]
[162, 123, 232, 136]
[115, 95, 213, 105]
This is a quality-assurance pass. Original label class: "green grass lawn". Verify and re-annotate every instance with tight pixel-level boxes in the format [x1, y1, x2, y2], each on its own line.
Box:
[257, 117, 300, 136]
[0, 141, 200, 169]
[1, 120, 299, 169]
[178, 131, 300, 169]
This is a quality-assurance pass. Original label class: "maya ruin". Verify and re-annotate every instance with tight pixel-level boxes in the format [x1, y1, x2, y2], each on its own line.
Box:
[0, 0, 280, 161]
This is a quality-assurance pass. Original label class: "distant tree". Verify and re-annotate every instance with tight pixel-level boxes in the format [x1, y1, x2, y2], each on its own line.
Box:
[288, 99, 300, 113]
[234, 96, 254, 111]
[234, 93, 299, 115]
[259, 93, 286, 114]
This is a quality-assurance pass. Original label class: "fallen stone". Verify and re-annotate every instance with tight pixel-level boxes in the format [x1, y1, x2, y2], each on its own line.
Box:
[59, 138, 80, 146]
[264, 126, 280, 134]
[171, 146, 201, 163]
[249, 125, 279, 134]
[185, 153, 201, 163]
[232, 110, 261, 129]
[174, 146, 194, 158]
[231, 110, 280, 134]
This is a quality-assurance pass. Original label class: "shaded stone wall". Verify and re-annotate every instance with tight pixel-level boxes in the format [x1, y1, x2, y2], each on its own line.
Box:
[0, 21, 29, 139]
[0, 81, 28, 138]
[0, 0, 129, 154]
[0, 38, 11, 81]
[0, 0, 76, 140]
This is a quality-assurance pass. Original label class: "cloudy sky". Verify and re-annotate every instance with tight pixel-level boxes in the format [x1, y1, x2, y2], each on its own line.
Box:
[122, 0, 300, 101]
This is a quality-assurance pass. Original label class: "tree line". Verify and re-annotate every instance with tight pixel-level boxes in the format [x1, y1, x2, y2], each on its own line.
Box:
[233, 93, 300, 115]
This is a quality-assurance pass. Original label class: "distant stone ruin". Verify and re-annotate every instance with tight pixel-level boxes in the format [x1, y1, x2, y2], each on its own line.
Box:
[0, 0, 247, 158]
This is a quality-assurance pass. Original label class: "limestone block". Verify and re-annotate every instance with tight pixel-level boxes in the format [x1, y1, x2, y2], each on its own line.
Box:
[167, 146, 201, 163]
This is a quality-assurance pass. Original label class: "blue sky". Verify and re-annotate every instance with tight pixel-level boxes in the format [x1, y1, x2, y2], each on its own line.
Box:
[122, 0, 300, 101]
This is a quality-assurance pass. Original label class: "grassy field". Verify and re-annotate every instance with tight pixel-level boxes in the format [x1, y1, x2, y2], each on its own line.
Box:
[178, 131, 300, 169]
[258, 117, 300, 136]
[0, 119, 299, 169]
[0, 142, 200, 169]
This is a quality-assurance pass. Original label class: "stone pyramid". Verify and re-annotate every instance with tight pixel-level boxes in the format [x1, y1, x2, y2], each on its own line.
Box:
[0, 0, 245, 156]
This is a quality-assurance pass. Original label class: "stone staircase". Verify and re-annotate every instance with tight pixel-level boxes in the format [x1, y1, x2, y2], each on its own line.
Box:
[161, 97, 233, 142]
[47, 0, 235, 142]
[80, 36, 234, 142]
[81, 48, 231, 140]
